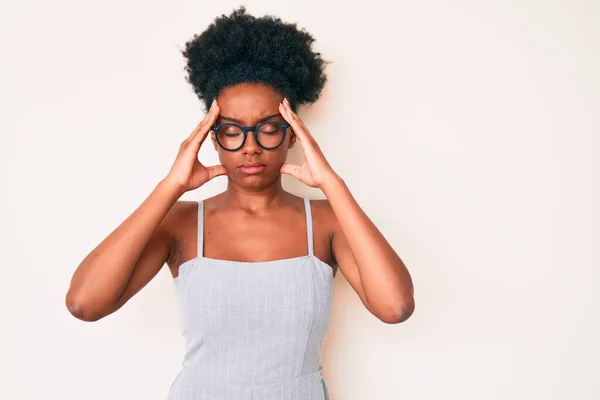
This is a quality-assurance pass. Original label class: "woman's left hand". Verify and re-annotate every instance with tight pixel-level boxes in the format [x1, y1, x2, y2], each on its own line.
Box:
[279, 97, 339, 188]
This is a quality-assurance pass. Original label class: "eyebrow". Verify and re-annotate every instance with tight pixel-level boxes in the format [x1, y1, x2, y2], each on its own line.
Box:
[219, 113, 282, 124]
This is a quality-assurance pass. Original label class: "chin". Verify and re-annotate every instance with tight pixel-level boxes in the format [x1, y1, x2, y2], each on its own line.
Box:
[232, 171, 279, 190]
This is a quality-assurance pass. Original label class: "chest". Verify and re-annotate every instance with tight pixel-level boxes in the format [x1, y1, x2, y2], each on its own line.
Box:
[175, 205, 335, 269]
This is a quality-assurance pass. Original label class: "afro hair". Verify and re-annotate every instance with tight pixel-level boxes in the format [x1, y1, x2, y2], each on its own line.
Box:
[179, 5, 330, 113]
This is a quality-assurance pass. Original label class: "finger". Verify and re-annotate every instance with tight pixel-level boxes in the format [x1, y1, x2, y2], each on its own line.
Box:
[183, 100, 216, 143]
[184, 99, 220, 145]
[282, 98, 314, 139]
[206, 164, 228, 181]
[282, 101, 328, 161]
[279, 102, 303, 141]
[279, 102, 312, 147]
[193, 100, 220, 146]
[280, 163, 301, 179]
[279, 105, 313, 156]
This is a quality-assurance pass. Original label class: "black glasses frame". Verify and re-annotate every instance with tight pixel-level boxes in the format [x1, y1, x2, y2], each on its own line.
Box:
[211, 121, 291, 152]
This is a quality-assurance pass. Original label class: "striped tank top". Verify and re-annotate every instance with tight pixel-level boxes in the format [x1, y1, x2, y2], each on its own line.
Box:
[167, 198, 334, 399]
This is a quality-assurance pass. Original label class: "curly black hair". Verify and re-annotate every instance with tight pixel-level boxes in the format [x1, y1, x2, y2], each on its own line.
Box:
[179, 5, 330, 113]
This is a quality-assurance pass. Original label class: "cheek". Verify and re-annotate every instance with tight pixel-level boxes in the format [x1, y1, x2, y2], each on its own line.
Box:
[217, 151, 236, 168]
[267, 146, 289, 164]
[210, 146, 231, 166]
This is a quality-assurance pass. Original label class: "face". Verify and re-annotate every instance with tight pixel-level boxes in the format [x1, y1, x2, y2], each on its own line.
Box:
[211, 82, 296, 190]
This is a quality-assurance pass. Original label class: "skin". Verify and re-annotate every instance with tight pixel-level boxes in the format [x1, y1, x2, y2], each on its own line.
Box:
[173, 83, 335, 270]
[65, 82, 414, 324]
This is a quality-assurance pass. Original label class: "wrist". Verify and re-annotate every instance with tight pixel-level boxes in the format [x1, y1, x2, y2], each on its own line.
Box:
[157, 177, 186, 199]
[319, 171, 345, 193]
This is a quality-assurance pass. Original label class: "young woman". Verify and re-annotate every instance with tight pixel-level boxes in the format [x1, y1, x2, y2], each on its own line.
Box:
[65, 6, 414, 400]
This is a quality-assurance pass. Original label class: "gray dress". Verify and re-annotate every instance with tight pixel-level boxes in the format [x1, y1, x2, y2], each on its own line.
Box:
[167, 198, 334, 399]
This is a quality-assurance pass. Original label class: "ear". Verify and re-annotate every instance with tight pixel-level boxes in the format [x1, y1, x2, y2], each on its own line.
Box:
[288, 130, 297, 149]
[210, 131, 218, 151]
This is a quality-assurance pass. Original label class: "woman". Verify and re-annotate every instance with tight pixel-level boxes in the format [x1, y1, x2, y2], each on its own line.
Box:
[65, 6, 414, 400]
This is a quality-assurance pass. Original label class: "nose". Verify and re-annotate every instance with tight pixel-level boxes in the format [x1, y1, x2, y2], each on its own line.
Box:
[242, 129, 262, 155]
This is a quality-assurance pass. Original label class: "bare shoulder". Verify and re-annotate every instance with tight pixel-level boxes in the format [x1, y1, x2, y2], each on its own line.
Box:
[167, 199, 197, 221]
[309, 198, 338, 230]
[163, 200, 198, 239]
[307, 198, 340, 271]
[159, 200, 200, 274]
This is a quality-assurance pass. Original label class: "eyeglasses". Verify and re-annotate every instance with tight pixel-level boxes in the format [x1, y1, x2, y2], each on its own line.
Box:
[211, 121, 291, 152]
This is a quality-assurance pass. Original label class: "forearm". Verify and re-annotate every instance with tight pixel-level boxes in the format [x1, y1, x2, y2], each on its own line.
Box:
[322, 175, 414, 319]
[66, 179, 182, 314]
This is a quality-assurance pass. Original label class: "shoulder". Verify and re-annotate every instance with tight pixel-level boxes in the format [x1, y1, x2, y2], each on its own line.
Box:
[308, 198, 335, 218]
[307, 198, 339, 234]
[162, 200, 198, 237]
[160, 200, 204, 266]
[167, 194, 224, 232]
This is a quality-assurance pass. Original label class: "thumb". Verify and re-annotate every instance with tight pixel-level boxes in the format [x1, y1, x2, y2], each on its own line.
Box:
[206, 165, 228, 181]
[280, 163, 301, 179]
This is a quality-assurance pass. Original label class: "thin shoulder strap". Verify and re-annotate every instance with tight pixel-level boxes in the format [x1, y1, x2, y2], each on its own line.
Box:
[304, 198, 314, 256]
[197, 200, 204, 258]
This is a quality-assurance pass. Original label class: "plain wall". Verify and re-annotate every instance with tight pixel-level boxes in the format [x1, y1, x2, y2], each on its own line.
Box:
[2, 0, 599, 399]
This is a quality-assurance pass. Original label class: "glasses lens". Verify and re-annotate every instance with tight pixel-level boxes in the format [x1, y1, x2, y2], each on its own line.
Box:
[257, 123, 285, 148]
[217, 125, 244, 150]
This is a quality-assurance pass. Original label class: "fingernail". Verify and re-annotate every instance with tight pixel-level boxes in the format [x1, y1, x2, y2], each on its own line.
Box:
[212, 99, 216, 107]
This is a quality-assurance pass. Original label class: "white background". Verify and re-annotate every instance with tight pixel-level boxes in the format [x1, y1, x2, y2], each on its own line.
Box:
[2, 0, 599, 399]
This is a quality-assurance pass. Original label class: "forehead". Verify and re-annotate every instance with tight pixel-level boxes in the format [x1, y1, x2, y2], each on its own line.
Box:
[217, 83, 282, 121]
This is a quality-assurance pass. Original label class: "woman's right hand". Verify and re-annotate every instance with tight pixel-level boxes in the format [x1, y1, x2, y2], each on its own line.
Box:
[163, 99, 227, 193]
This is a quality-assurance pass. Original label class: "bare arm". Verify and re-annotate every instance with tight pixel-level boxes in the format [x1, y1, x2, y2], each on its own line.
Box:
[277, 98, 414, 324]
[66, 99, 225, 322]
[325, 178, 415, 324]
[65, 179, 182, 321]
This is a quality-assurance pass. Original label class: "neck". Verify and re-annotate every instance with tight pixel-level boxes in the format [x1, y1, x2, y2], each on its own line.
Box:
[223, 175, 290, 212]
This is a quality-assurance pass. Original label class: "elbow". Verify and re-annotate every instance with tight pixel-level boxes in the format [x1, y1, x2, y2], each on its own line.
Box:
[65, 290, 107, 322]
[378, 297, 415, 324]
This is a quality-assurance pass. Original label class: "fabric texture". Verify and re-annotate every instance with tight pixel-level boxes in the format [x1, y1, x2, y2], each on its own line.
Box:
[167, 198, 334, 399]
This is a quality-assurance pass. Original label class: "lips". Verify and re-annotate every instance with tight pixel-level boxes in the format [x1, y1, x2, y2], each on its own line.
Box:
[238, 162, 266, 174]
[239, 162, 265, 168]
